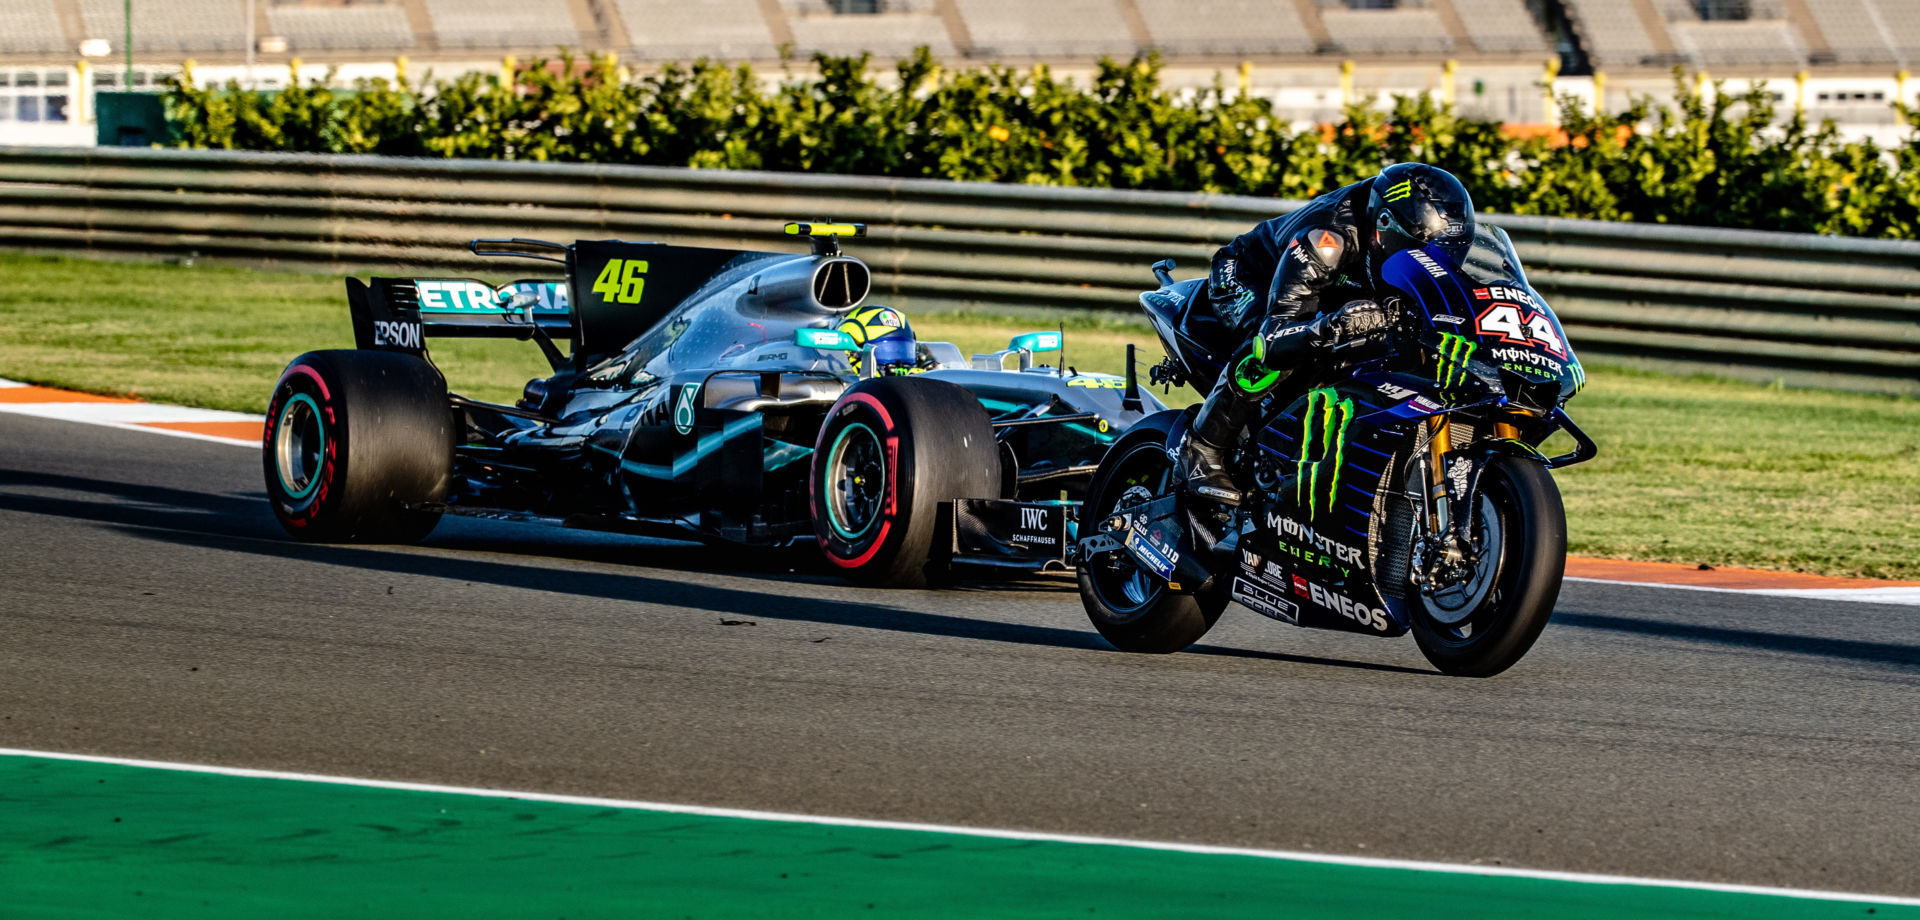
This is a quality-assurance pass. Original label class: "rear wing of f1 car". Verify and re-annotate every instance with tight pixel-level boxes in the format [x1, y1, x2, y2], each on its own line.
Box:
[346, 237, 768, 371]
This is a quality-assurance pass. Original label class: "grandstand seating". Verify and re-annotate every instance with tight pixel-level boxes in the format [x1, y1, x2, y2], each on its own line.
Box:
[611, 0, 779, 59]
[1320, 7, 1455, 54]
[1132, 0, 1317, 56]
[1558, 0, 1664, 69]
[785, 13, 957, 58]
[1804, 0, 1920, 64]
[421, 0, 581, 50]
[1448, 0, 1550, 53]
[6, 0, 1920, 84]
[266, 5, 416, 53]
[1669, 18, 1807, 66]
[79, 0, 250, 53]
[948, 0, 1136, 57]
[0, 0, 67, 55]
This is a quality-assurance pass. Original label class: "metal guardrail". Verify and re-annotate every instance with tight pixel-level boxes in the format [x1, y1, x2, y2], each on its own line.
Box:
[1, 145, 1916, 394]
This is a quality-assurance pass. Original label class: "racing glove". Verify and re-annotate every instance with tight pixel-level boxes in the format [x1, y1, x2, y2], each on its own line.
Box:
[1322, 298, 1393, 348]
[1250, 299, 1393, 364]
[1208, 257, 1257, 332]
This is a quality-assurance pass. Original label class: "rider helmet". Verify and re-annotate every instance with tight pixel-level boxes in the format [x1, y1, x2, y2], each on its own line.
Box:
[837, 305, 918, 375]
[1366, 162, 1476, 276]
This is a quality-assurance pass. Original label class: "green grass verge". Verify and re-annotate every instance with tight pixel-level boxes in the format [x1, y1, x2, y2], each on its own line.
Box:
[2, 252, 1915, 579]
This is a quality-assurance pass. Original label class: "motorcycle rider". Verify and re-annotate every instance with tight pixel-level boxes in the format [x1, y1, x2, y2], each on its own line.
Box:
[1178, 162, 1477, 506]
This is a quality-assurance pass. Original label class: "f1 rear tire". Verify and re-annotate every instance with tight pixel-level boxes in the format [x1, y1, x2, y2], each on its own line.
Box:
[810, 376, 1000, 588]
[263, 349, 452, 543]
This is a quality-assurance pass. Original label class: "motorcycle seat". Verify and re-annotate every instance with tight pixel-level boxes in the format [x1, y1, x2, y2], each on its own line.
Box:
[1172, 280, 1237, 364]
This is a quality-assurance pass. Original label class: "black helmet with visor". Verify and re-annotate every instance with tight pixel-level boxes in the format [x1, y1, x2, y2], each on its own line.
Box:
[1367, 163, 1476, 274]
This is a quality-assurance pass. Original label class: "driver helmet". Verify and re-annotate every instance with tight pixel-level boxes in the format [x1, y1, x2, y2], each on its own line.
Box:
[1367, 162, 1476, 277]
[837, 305, 917, 375]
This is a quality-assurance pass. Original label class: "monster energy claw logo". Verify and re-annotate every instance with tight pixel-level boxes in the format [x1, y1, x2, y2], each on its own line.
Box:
[1297, 387, 1354, 520]
[1384, 180, 1414, 202]
[1569, 361, 1587, 392]
[1436, 332, 1476, 388]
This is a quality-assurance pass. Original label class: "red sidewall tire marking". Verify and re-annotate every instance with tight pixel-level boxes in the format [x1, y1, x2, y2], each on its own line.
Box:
[265, 363, 341, 529]
[812, 391, 900, 569]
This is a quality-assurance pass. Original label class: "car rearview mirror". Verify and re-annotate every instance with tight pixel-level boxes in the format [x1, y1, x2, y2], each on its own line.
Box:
[1009, 331, 1061, 353]
[796, 328, 859, 351]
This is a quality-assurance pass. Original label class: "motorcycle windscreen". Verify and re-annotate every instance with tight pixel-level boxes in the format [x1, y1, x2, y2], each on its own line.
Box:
[1378, 236, 1586, 401]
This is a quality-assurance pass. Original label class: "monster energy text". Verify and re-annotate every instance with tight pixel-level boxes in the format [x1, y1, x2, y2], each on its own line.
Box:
[1296, 387, 1354, 519]
[1436, 332, 1476, 388]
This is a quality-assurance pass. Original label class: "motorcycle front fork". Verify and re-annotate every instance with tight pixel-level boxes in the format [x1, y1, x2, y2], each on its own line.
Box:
[1411, 417, 1519, 591]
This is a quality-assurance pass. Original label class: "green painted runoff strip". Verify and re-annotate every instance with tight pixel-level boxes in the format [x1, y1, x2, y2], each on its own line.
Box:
[0, 754, 1910, 919]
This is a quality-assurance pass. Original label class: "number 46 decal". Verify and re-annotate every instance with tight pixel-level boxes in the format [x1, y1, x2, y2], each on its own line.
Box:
[1475, 303, 1566, 357]
[591, 258, 649, 305]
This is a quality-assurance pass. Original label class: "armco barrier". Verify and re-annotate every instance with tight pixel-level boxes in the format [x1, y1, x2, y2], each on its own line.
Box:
[1, 145, 1916, 394]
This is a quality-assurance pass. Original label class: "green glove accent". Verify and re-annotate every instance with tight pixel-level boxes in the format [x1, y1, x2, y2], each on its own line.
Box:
[1231, 354, 1281, 396]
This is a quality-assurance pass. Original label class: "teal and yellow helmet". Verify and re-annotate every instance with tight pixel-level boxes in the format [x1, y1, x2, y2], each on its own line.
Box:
[839, 306, 918, 375]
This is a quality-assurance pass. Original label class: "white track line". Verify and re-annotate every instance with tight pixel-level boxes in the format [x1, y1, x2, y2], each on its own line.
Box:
[1566, 577, 1920, 607]
[0, 402, 258, 424]
[2, 746, 1916, 907]
[0, 377, 261, 447]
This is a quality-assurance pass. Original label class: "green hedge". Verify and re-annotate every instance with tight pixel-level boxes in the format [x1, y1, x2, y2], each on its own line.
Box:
[163, 49, 1920, 238]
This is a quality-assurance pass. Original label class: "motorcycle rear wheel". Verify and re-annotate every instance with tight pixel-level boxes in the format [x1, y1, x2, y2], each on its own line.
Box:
[1411, 454, 1566, 677]
[1076, 433, 1227, 654]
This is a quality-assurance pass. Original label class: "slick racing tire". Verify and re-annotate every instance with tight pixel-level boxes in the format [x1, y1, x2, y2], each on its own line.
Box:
[1410, 454, 1566, 677]
[1075, 423, 1228, 653]
[811, 376, 1000, 588]
[263, 349, 453, 543]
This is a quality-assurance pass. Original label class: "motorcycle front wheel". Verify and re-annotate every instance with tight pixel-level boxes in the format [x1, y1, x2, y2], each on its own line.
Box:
[1076, 432, 1227, 654]
[1411, 453, 1566, 677]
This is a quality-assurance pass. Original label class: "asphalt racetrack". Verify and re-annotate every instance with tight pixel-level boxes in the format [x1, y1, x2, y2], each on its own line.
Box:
[1, 412, 1915, 898]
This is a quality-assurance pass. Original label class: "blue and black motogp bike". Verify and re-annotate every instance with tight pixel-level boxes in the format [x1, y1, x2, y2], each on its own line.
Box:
[1073, 227, 1597, 676]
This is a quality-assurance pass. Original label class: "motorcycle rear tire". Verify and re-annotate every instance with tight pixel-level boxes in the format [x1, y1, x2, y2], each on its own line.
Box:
[1076, 431, 1227, 654]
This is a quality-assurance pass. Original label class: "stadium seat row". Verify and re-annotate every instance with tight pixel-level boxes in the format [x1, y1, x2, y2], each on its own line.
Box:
[0, 0, 1914, 73]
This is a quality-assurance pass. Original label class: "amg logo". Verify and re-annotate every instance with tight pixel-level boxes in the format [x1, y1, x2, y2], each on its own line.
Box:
[373, 320, 423, 350]
[1409, 250, 1448, 278]
[1020, 507, 1048, 530]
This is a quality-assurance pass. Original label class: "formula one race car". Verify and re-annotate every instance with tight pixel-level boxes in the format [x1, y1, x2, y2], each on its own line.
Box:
[262, 223, 1166, 586]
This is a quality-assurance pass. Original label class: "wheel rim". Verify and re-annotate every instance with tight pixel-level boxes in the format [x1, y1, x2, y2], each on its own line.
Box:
[274, 393, 325, 500]
[1418, 480, 1511, 641]
[824, 422, 885, 541]
[1087, 442, 1172, 620]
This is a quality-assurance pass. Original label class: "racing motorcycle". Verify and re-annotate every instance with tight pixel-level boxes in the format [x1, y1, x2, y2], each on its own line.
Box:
[1072, 227, 1596, 676]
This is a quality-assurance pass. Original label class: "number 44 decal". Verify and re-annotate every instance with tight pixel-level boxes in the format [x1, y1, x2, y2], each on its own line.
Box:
[1475, 303, 1566, 357]
[591, 258, 649, 305]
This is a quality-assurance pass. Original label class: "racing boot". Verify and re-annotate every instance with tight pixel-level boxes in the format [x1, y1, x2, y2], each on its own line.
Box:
[1177, 374, 1259, 507]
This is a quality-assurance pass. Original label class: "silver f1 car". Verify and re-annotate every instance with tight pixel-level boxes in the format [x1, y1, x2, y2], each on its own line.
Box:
[262, 223, 1165, 586]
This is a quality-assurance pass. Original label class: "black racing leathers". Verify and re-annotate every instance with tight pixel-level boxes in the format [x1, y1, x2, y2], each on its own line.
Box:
[1207, 177, 1376, 336]
[1183, 178, 1380, 506]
